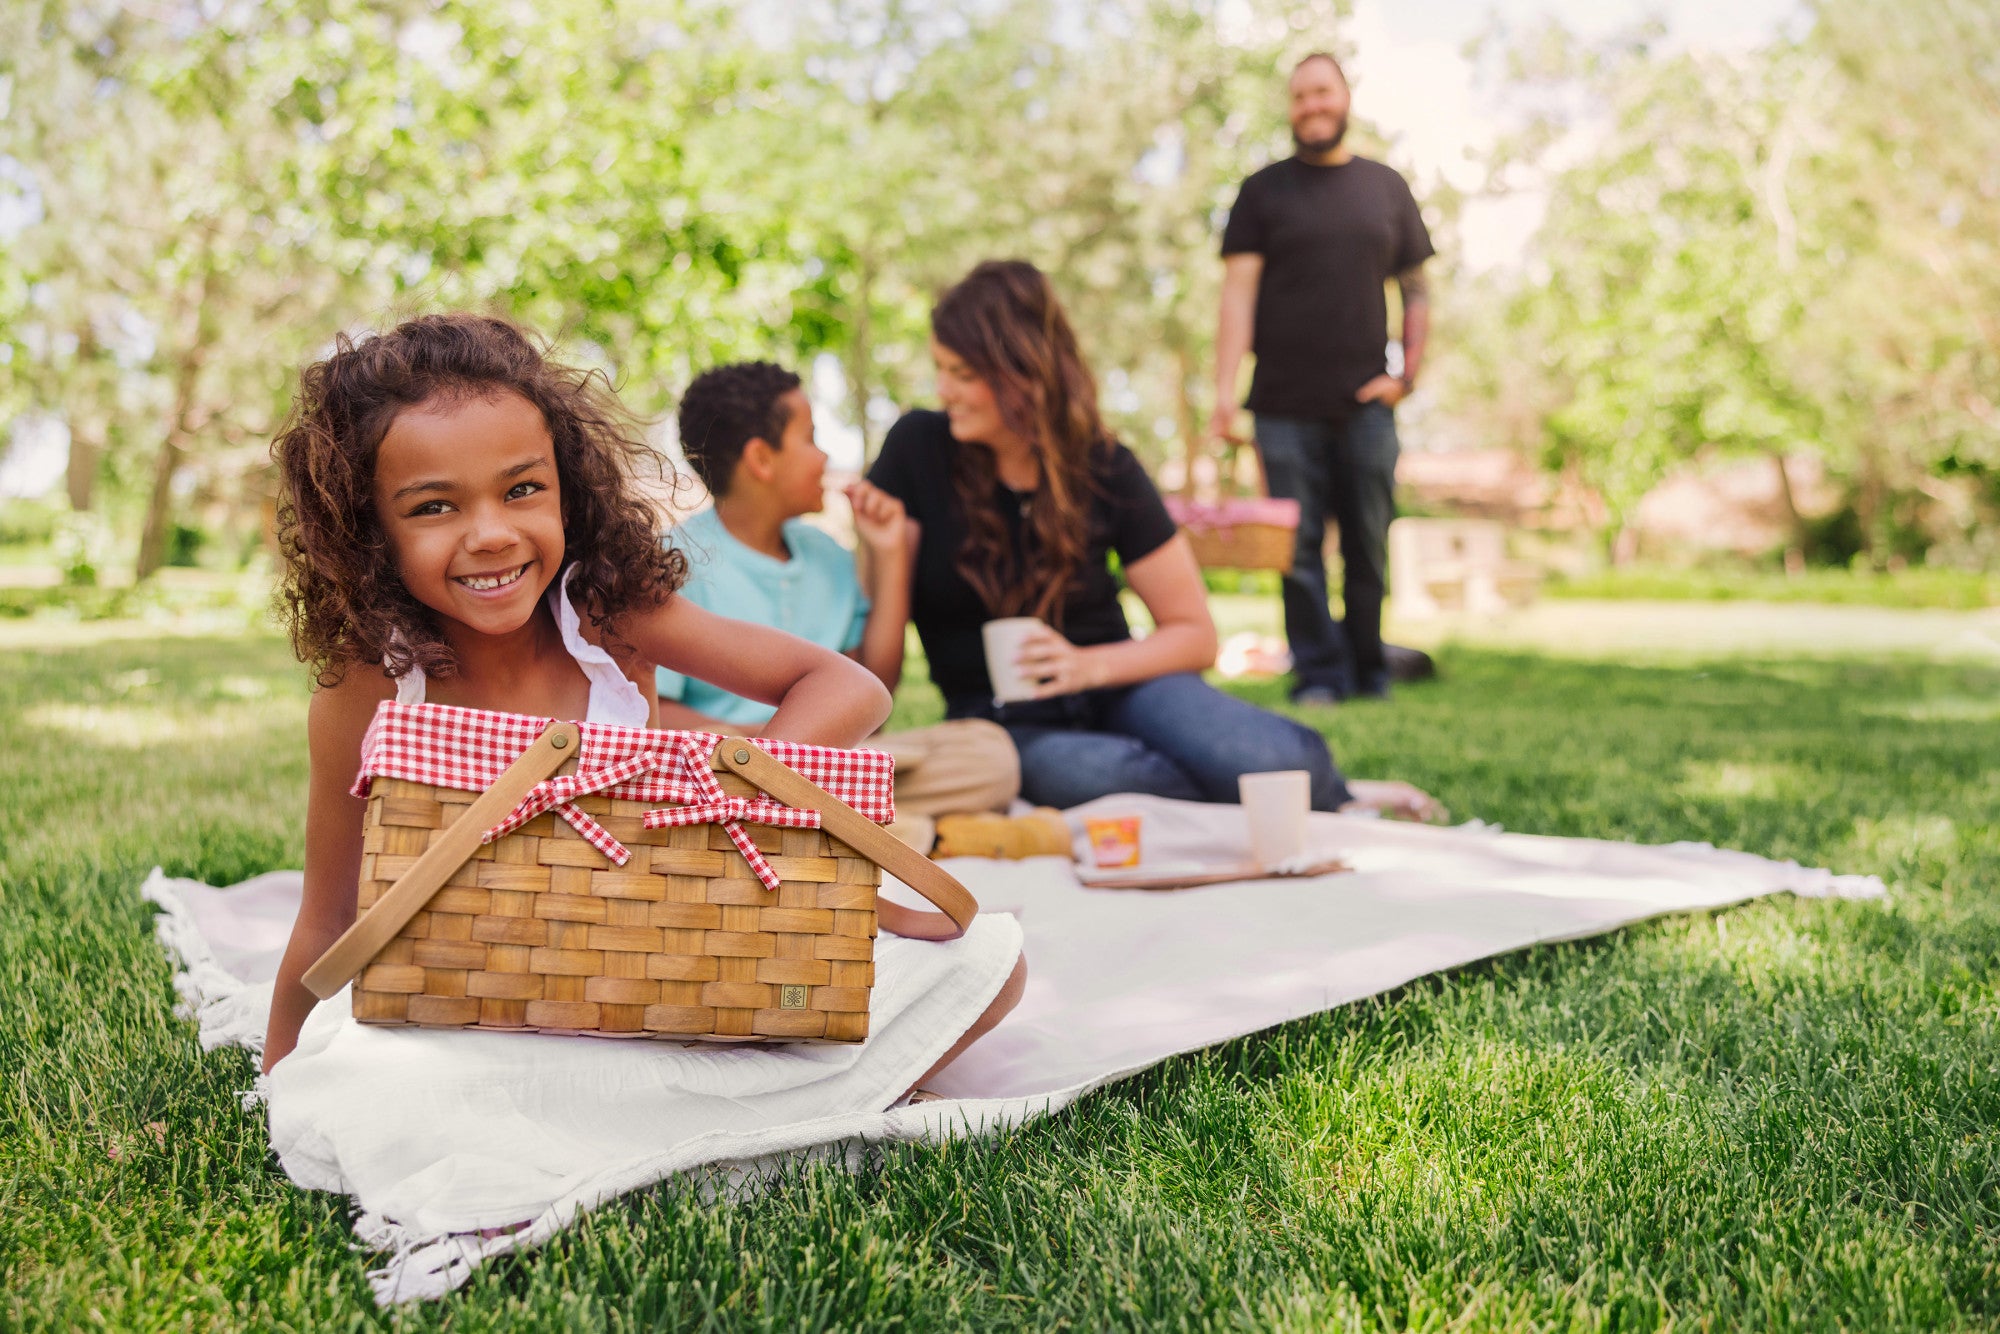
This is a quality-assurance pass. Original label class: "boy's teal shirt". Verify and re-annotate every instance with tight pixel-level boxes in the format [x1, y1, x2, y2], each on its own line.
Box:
[656, 507, 870, 728]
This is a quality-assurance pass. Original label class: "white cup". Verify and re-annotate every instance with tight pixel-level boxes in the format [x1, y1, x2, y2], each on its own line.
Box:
[982, 617, 1045, 704]
[1239, 769, 1310, 869]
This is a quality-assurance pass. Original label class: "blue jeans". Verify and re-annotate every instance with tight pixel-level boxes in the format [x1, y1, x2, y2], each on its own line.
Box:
[1255, 405, 1400, 697]
[948, 672, 1352, 811]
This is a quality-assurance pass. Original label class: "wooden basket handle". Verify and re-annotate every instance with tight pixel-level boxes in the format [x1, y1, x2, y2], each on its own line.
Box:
[302, 721, 583, 1000]
[714, 741, 979, 940]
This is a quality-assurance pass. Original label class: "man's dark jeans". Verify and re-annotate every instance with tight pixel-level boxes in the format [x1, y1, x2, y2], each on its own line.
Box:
[1254, 404, 1400, 698]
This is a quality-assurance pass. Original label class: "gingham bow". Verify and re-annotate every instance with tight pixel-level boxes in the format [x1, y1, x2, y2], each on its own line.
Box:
[640, 740, 821, 891]
[478, 736, 817, 890]
[482, 752, 661, 865]
[643, 795, 817, 891]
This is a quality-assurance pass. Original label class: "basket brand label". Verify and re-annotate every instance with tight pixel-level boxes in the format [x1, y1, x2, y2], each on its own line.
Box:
[780, 984, 809, 1010]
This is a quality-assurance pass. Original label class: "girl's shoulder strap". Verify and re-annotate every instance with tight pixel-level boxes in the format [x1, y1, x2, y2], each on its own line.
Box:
[379, 630, 427, 704]
[551, 564, 653, 727]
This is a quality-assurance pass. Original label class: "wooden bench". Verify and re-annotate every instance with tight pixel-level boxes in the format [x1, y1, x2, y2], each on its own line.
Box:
[1389, 518, 1539, 618]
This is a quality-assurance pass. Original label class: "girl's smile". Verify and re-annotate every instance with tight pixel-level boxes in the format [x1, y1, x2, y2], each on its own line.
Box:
[453, 562, 532, 593]
[372, 389, 566, 639]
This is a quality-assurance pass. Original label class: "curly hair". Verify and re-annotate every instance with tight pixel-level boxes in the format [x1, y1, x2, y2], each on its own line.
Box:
[271, 312, 686, 686]
[675, 361, 803, 496]
[931, 260, 1107, 626]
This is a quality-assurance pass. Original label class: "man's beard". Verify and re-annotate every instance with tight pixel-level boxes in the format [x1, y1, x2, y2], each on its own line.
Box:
[1292, 116, 1347, 156]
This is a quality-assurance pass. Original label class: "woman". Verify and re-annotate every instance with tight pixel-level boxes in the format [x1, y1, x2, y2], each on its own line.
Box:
[861, 259, 1438, 818]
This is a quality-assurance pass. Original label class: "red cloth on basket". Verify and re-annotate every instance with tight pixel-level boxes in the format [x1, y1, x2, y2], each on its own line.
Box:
[1162, 496, 1300, 531]
[351, 702, 895, 892]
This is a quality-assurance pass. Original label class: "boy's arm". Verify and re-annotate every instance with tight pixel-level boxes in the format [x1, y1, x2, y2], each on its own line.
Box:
[846, 481, 914, 693]
[622, 596, 889, 747]
[851, 535, 911, 693]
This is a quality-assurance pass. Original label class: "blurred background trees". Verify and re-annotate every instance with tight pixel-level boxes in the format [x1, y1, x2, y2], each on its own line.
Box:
[1441, 0, 1999, 568]
[0, 0, 1994, 583]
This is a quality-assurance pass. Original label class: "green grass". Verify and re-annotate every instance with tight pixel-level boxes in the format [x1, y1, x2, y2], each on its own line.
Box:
[1548, 563, 2000, 610]
[4, 627, 1998, 1330]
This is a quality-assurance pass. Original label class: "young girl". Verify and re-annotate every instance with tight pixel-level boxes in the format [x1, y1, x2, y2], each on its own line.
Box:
[262, 313, 1025, 1075]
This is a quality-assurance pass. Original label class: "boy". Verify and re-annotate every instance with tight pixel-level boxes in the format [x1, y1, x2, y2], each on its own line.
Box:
[660, 362, 1019, 845]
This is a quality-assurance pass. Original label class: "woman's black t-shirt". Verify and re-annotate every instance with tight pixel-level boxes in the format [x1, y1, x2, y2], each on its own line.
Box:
[867, 410, 1179, 702]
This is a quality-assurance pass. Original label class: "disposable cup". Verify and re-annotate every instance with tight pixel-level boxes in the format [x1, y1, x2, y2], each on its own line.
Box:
[982, 617, 1045, 704]
[1239, 769, 1310, 869]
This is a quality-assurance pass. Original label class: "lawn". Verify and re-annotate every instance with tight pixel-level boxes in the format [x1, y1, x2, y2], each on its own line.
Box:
[1547, 563, 2000, 611]
[3, 623, 1997, 1330]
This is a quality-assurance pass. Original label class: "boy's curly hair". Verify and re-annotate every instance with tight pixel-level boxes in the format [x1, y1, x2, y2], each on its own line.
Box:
[272, 313, 686, 686]
[676, 361, 802, 496]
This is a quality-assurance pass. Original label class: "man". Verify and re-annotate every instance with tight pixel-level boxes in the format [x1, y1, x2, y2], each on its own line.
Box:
[1210, 51, 1434, 703]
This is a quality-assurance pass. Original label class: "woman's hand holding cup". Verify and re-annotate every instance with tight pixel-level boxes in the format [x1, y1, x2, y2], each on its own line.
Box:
[982, 618, 1097, 702]
[1014, 622, 1096, 699]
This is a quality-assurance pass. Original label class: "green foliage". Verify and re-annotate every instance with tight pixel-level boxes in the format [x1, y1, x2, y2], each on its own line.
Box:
[1201, 566, 1282, 597]
[163, 522, 204, 569]
[6, 0, 1993, 582]
[0, 497, 63, 546]
[51, 511, 112, 587]
[5, 630, 2000, 1327]
[1, 0, 1353, 569]
[1444, 0, 2000, 564]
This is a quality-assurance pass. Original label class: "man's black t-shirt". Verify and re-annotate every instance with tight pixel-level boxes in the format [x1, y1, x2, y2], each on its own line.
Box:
[1220, 155, 1435, 418]
[867, 410, 1179, 702]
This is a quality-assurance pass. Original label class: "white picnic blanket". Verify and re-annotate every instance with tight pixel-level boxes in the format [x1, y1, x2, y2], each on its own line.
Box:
[145, 794, 1883, 1303]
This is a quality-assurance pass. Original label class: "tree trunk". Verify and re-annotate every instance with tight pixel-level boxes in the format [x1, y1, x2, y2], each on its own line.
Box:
[843, 256, 878, 467]
[134, 432, 182, 581]
[1172, 342, 1201, 500]
[137, 277, 214, 581]
[1770, 448, 1807, 565]
[1852, 449, 1886, 568]
[1610, 521, 1639, 567]
[66, 430, 97, 511]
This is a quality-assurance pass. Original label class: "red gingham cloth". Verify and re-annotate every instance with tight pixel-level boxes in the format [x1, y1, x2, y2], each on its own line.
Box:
[352, 702, 895, 892]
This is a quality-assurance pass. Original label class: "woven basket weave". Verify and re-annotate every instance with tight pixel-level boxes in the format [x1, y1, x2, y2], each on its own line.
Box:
[351, 772, 881, 1041]
[1165, 497, 1301, 574]
[304, 704, 977, 1045]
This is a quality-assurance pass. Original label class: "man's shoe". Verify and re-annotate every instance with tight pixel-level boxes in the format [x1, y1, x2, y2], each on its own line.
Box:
[1288, 684, 1344, 708]
[1384, 643, 1436, 684]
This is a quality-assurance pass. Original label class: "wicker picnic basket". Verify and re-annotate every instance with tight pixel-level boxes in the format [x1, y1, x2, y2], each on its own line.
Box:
[1164, 496, 1301, 574]
[301, 701, 977, 1045]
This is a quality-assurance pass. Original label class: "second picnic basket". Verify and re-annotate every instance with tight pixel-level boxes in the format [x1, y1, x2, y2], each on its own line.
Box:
[302, 701, 977, 1045]
[1163, 496, 1302, 574]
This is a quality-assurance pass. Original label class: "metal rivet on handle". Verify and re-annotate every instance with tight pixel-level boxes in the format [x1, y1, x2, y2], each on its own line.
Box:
[552, 734, 569, 750]
[733, 748, 751, 765]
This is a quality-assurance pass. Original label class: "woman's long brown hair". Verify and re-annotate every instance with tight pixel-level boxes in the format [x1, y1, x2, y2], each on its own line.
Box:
[931, 260, 1109, 625]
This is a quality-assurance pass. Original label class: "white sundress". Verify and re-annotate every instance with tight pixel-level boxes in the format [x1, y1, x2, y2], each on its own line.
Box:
[257, 567, 1027, 1239]
[392, 564, 652, 727]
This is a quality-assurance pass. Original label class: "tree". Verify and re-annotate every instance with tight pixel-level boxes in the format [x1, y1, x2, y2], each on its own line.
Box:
[1, 0, 769, 573]
[1444, 4, 2000, 564]
[2, 1, 392, 576]
[712, 0, 1347, 467]
[1799, 0, 2000, 560]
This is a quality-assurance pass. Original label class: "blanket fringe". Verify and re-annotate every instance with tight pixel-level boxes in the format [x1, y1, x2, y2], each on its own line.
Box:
[356, 1210, 540, 1304]
[141, 868, 272, 1057]
[1659, 844, 1886, 899]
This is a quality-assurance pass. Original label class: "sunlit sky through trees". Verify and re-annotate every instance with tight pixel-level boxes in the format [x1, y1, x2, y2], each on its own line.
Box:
[807, 0, 1808, 470]
[1350, 0, 1803, 270]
